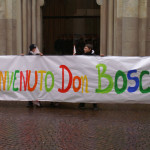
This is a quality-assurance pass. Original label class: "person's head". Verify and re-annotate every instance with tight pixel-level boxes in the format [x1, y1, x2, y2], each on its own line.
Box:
[84, 44, 93, 53]
[29, 44, 37, 52]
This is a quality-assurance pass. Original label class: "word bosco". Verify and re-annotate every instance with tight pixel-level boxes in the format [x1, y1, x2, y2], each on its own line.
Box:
[95, 64, 150, 94]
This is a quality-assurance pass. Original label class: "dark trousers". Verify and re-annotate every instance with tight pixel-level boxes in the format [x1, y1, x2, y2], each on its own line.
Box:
[79, 103, 97, 108]
[28, 101, 33, 106]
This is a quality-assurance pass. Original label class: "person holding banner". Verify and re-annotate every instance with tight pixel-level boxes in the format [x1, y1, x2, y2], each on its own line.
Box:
[78, 44, 104, 110]
[28, 44, 43, 56]
[26, 44, 43, 108]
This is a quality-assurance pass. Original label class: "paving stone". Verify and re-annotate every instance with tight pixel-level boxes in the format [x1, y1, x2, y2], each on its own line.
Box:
[0, 102, 149, 149]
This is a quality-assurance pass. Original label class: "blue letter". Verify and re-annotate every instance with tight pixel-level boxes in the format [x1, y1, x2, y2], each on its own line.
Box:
[127, 70, 139, 93]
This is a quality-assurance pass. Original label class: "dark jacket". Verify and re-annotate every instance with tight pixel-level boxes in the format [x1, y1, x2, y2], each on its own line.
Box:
[28, 51, 40, 55]
[83, 50, 95, 56]
[28, 51, 34, 55]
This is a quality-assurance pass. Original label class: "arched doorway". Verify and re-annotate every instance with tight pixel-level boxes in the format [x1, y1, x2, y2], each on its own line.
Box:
[42, 0, 100, 55]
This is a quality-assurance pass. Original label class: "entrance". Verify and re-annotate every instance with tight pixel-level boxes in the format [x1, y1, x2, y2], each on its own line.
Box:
[42, 0, 100, 55]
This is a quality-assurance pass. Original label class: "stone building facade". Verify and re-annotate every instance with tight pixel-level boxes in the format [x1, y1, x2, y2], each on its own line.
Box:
[0, 0, 44, 55]
[0, 0, 149, 56]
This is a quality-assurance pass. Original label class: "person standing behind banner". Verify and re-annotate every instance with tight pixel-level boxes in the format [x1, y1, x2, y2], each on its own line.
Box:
[26, 44, 43, 108]
[78, 44, 104, 110]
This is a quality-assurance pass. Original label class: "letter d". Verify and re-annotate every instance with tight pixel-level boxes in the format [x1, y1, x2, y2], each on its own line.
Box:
[58, 65, 72, 93]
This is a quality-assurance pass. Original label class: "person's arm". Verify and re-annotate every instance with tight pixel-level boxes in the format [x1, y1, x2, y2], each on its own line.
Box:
[39, 53, 43, 56]
[36, 53, 43, 56]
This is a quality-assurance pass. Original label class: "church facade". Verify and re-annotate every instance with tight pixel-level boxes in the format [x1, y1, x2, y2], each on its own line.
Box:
[0, 0, 149, 56]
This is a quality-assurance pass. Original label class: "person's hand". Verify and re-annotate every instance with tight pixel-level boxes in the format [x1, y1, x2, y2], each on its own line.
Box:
[100, 54, 104, 57]
[20, 53, 24, 56]
[40, 53, 43, 56]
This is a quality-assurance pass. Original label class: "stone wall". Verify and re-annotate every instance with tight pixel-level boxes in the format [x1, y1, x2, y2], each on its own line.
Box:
[16, 0, 44, 54]
[0, 0, 44, 55]
[146, 0, 150, 55]
[0, 0, 17, 55]
[0, 0, 149, 56]
[100, 0, 148, 56]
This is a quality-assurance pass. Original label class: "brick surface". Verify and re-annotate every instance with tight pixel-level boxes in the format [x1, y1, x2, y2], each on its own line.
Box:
[0, 102, 150, 150]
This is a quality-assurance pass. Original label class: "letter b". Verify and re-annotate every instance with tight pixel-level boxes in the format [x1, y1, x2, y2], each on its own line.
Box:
[95, 64, 113, 94]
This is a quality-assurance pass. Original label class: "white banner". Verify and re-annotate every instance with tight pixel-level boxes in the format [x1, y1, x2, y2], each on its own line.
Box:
[0, 56, 150, 103]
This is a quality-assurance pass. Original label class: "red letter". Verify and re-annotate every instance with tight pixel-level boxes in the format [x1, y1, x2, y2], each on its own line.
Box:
[58, 65, 72, 93]
[28, 70, 38, 92]
[20, 71, 28, 91]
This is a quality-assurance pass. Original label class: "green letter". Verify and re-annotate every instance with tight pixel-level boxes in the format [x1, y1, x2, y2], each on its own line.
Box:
[7, 71, 14, 91]
[13, 70, 20, 91]
[115, 70, 127, 94]
[45, 71, 54, 92]
[95, 64, 113, 94]
[140, 71, 150, 93]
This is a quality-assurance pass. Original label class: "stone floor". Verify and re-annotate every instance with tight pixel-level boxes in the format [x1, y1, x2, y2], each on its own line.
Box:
[0, 102, 150, 150]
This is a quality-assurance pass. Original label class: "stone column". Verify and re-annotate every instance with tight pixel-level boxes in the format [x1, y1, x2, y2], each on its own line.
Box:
[122, 0, 139, 56]
[98, 0, 115, 56]
[5, 0, 17, 55]
[100, 0, 123, 56]
[32, 0, 36, 44]
[27, 0, 32, 50]
[0, 0, 45, 55]
[16, 0, 22, 54]
[37, 0, 45, 51]
[100, 0, 148, 56]
[0, 0, 7, 55]
[115, 0, 148, 56]
[22, 0, 28, 54]
[100, 0, 107, 55]
[107, 0, 114, 55]
[113, 0, 123, 56]
[15, 0, 45, 54]
[139, 0, 147, 56]
[113, 0, 118, 55]
[5, 0, 12, 55]
[146, 0, 150, 55]
[0, 0, 17, 55]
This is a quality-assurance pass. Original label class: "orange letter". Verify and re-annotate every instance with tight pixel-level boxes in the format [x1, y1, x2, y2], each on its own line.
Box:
[73, 76, 81, 92]
[0, 71, 7, 91]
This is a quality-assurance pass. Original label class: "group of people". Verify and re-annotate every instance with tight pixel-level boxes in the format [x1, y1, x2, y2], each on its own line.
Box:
[54, 35, 100, 55]
[26, 43, 103, 110]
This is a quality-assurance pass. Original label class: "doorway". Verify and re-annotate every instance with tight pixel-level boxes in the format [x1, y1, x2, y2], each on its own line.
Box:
[42, 0, 100, 55]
